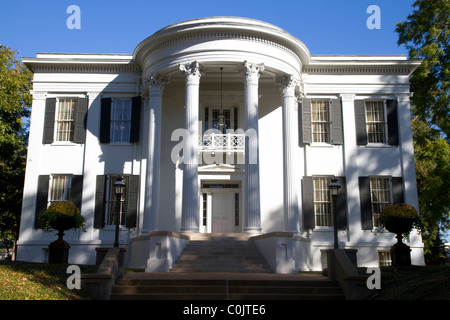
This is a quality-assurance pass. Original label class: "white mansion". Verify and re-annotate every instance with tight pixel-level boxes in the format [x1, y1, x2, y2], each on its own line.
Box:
[17, 17, 425, 271]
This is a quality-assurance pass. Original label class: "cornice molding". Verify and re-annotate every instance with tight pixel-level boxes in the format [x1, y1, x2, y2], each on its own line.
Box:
[302, 66, 412, 75]
[29, 65, 141, 73]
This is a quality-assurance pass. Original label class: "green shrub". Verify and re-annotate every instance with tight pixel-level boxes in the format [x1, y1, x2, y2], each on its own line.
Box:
[39, 201, 86, 232]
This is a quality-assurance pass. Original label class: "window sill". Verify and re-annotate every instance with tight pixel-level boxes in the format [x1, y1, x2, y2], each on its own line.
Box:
[313, 226, 334, 231]
[50, 142, 81, 147]
[364, 143, 392, 148]
[103, 225, 129, 231]
[108, 142, 134, 146]
[309, 143, 334, 148]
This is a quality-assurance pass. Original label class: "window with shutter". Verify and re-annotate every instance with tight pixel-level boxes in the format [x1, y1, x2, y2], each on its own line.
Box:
[94, 175, 139, 229]
[100, 97, 141, 144]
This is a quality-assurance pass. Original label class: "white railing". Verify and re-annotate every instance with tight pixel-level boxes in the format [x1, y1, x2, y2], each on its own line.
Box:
[199, 133, 245, 152]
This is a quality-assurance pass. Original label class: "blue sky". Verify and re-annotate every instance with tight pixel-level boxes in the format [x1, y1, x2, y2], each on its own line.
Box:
[0, 0, 416, 58]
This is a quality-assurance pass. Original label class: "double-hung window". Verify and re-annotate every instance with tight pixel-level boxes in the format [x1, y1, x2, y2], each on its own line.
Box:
[311, 101, 330, 143]
[55, 98, 77, 142]
[355, 99, 399, 146]
[370, 177, 392, 227]
[365, 101, 387, 144]
[313, 176, 333, 226]
[105, 175, 129, 226]
[111, 99, 132, 143]
[49, 175, 72, 204]
[99, 97, 141, 144]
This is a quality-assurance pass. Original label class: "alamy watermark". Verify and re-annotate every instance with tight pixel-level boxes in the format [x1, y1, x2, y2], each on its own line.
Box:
[67, 5, 81, 30]
[367, 5, 381, 30]
[66, 265, 81, 290]
[366, 267, 381, 290]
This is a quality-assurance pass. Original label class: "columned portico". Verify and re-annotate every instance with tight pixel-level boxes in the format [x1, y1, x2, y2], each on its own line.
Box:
[142, 75, 168, 232]
[241, 61, 264, 233]
[180, 61, 202, 233]
[276, 74, 301, 234]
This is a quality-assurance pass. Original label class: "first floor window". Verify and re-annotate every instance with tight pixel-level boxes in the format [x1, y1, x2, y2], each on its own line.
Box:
[106, 175, 129, 226]
[49, 175, 72, 204]
[313, 176, 333, 226]
[370, 177, 392, 227]
[111, 99, 132, 143]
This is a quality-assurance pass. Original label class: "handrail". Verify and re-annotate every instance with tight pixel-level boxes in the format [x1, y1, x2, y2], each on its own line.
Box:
[80, 247, 126, 300]
[327, 249, 371, 300]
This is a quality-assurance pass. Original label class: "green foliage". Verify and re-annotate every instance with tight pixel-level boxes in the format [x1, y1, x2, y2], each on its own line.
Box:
[396, 0, 449, 138]
[395, 0, 450, 262]
[0, 45, 32, 240]
[39, 201, 86, 232]
[380, 203, 418, 220]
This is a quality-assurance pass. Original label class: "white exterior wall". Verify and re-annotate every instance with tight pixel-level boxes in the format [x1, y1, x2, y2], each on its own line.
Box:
[17, 17, 424, 270]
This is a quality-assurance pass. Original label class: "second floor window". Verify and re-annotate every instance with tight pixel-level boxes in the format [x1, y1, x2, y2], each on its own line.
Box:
[365, 101, 387, 144]
[311, 101, 330, 143]
[111, 99, 132, 143]
[55, 98, 77, 142]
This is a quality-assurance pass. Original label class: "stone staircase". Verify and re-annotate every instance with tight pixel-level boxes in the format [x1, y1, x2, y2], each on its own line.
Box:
[110, 234, 345, 300]
[169, 233, 272, 273]
[110, 276, 344, 300]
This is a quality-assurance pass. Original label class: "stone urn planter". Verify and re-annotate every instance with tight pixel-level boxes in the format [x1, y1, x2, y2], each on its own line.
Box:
[378, 203, 418, 266]
[39, 201, 86, 263]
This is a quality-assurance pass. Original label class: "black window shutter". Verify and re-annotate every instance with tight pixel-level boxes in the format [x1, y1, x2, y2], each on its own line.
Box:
[43, 98, 56, 144]
[331, 99, 343, 145]
[94, 175, 107, 229]
[126, 175, 139, 228]
[386, 99, 399, 146]
[359, 177, 373, 230]
[73, 97, 88, 144]
[335, 177, 347, 230]
[302, 176, 315, 229]
[130, 96, 142, 143]
[299, 98, 312, 145]
[354, 100, 368, 146]
[391, 177, 404, 204]
[100, 98, 111, 143]
[35, 175, 49, 229]
[70, 175, 84, 212]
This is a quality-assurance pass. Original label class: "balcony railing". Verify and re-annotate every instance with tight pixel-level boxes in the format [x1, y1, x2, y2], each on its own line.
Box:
[199, 133, 245, 152]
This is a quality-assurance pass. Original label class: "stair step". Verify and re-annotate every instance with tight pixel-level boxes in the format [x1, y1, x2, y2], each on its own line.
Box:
[110, 278, 344, 300]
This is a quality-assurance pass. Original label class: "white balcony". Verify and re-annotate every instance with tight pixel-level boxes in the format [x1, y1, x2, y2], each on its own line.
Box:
[199, 133, 245, 152]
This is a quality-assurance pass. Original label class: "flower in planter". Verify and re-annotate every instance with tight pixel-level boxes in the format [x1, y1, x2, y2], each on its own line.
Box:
[39, 201, 86, 232]
[377, 203, 418, 236]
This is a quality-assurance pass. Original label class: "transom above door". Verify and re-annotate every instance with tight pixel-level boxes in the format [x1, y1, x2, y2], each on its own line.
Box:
[200, 182, 241, 233]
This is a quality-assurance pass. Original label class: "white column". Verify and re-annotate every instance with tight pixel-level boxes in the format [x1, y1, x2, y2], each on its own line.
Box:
[276, 74, 300, 234]
[241, 61, 264, 233]
[340, 94, 360, 242]
[142, 75, 168, 232]
[179, 61, 202, 233]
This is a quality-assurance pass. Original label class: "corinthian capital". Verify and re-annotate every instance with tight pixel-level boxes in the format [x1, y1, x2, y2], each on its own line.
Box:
[241, 61, 265, 85]
[275, 74, 298, 97]
[144, 74, 169, 92]
[179, 61, 202, 85]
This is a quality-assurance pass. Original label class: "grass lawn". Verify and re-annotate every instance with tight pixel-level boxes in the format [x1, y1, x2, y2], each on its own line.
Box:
[0, 260, 97, 300]
[367, 265, 450, 300]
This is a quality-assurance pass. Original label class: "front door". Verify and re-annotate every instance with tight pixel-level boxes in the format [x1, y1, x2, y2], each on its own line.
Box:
[212, 193, 235, 233]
